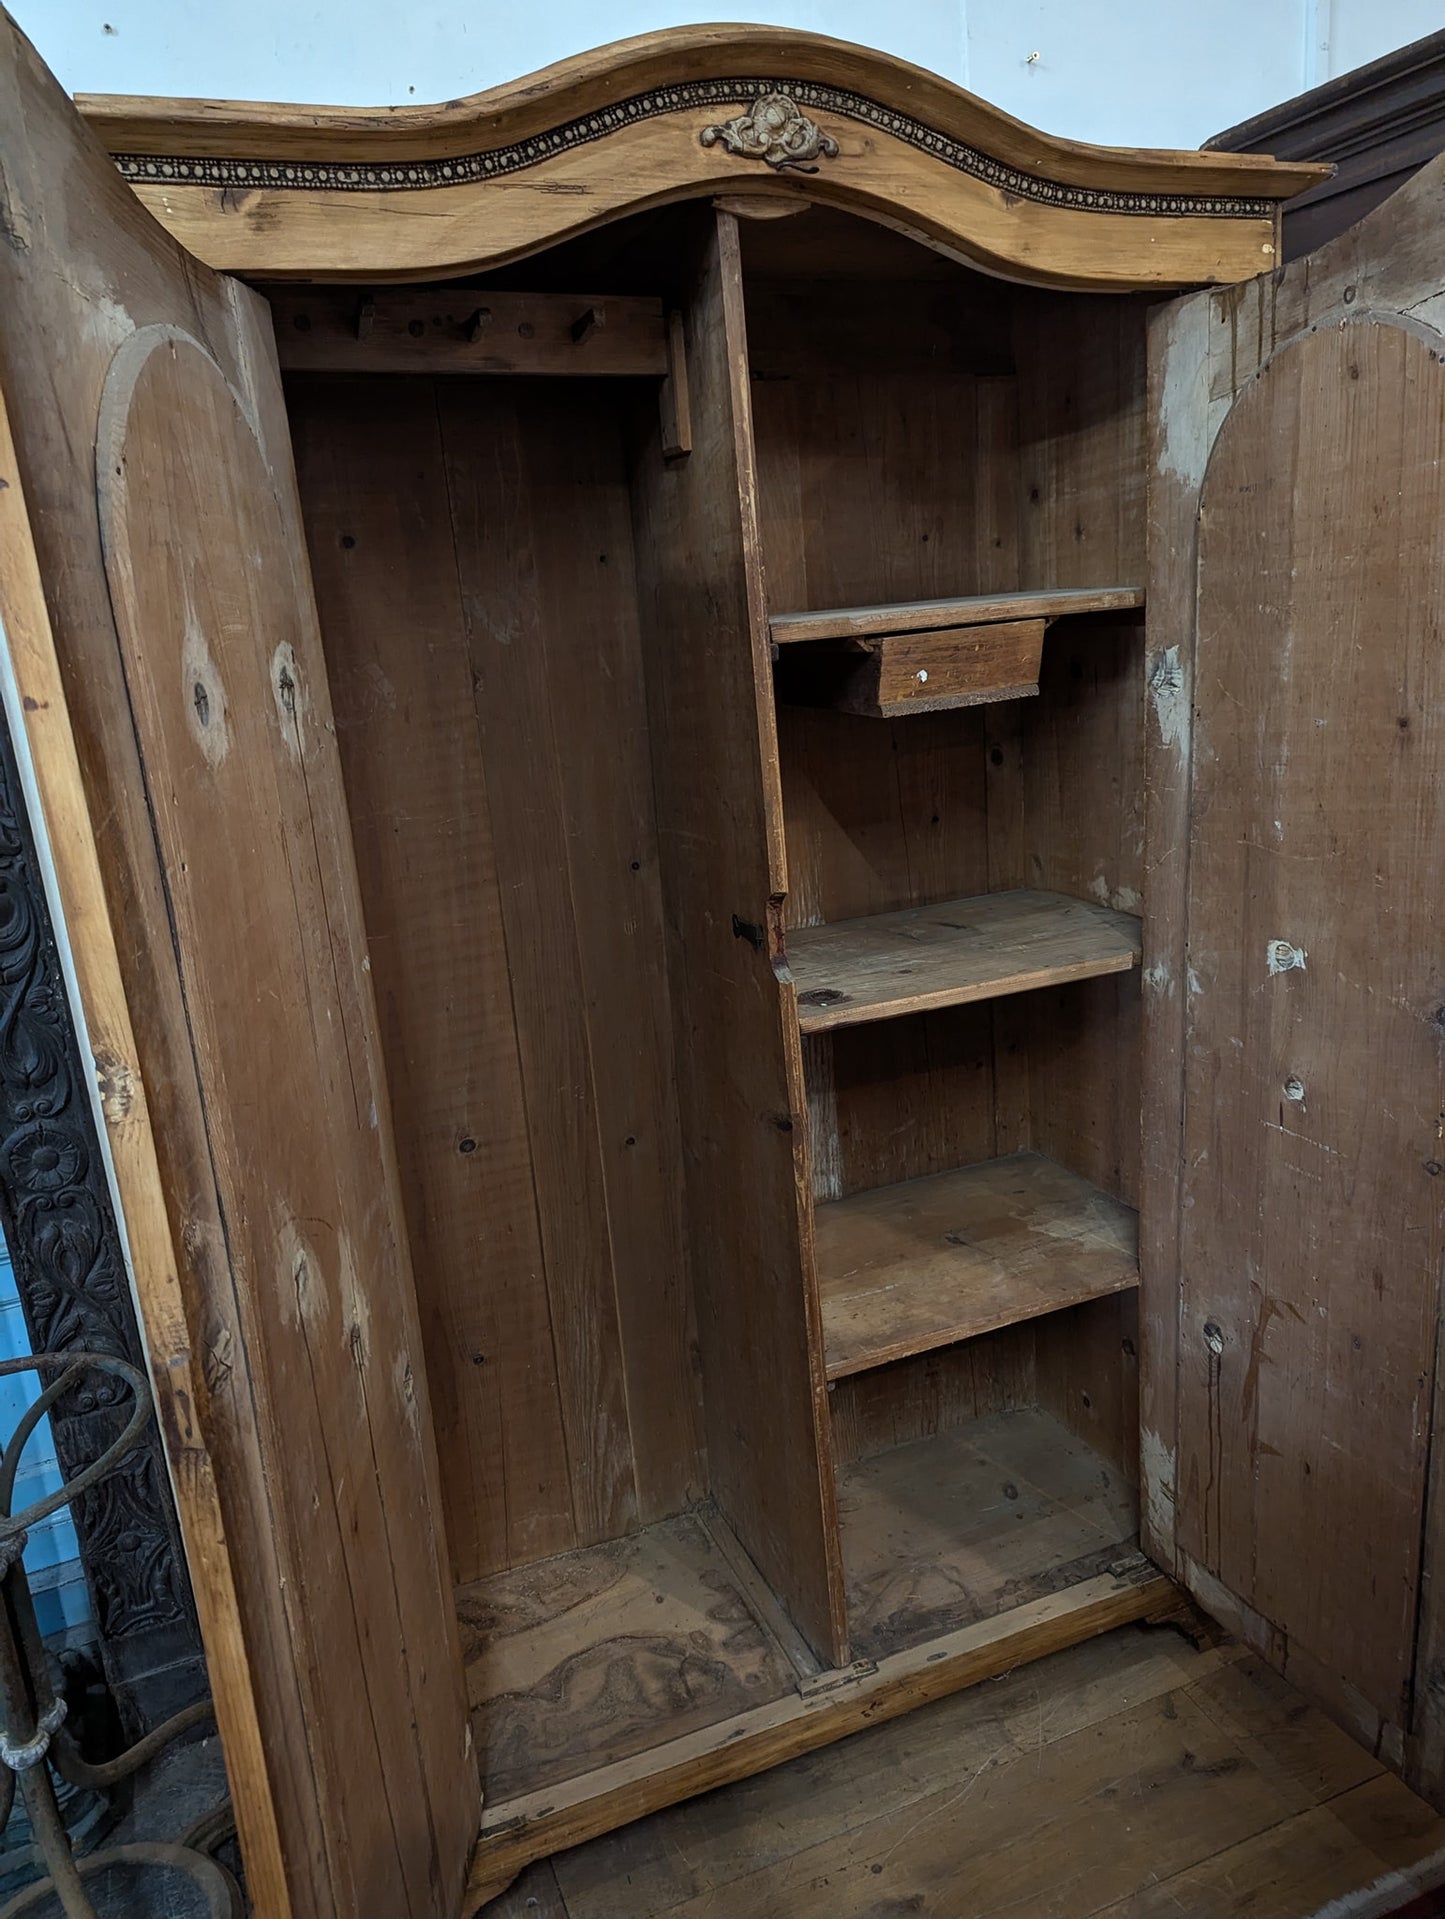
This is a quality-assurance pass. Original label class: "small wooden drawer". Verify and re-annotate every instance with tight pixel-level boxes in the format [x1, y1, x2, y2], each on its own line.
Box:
[843, 620, 1046, 715]
[775, 619, 1046, 717]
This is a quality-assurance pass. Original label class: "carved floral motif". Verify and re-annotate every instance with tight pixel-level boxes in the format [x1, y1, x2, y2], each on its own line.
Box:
[700, 90, 840, 171]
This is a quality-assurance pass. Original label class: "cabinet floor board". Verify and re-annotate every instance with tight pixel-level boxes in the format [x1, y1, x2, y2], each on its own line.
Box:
[458, 1404, 1145, 1810]
[467, 1566, 1170, 1906]
[840, 1407, 1138, 1660]
[817, 1151, 1139, 1378]
[457, 1510, 801, 1803]
[515, 1634, 1445, 1919]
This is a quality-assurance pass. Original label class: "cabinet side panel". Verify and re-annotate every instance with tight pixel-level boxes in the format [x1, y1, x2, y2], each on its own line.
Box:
[0, 18, 478, 1911]
[631, 212, 847, 1662]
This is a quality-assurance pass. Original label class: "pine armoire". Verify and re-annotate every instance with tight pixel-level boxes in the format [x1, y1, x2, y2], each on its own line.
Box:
[0, 10, 1440, 1913]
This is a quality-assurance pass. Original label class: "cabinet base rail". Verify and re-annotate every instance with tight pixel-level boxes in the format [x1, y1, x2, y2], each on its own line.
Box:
[462, 1558, 1174, 1914]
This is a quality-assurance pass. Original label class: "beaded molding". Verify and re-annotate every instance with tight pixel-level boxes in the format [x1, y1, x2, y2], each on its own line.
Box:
[113, 75, 1277, 219]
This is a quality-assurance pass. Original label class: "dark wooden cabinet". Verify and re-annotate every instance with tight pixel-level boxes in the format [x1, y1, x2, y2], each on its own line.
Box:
[0, 10, 1438, 1913]
[1209, 28, 1445, 259]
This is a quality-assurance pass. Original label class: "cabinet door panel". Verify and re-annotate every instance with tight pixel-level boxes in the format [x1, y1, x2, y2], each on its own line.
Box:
[0, 11, 475, 1912]
[1146, 150, 1445, 1787]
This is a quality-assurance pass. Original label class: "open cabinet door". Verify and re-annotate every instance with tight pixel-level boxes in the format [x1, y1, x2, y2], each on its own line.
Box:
[0, 13, 477, 1914]
[1145, 149, 1445, 1793]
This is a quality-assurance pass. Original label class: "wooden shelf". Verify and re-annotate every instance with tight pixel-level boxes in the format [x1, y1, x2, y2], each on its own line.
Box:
[769, 586, 1144, 646]
[817, 1152, 1138, 1380]
[788, 887, 1141, 1034]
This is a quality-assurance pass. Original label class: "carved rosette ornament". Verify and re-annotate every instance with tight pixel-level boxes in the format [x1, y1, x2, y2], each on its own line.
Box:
[700, 91, 840, 171]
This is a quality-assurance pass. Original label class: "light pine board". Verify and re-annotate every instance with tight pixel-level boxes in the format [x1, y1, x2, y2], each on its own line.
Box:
[293, 379, 576, 1580]
[770, 584, 1144, 644]
[789, 887, 1141, 1033]
[817, 1151, 1138, 1379]
[493, 1627, 1445, 1918]
[983, 622, 1147, 1211]
[445, 378, 702, 1548]
[465, 1564, 1172, 1911]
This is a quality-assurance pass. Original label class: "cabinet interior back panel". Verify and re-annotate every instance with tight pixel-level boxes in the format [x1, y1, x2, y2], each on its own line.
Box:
[747, 280, 1019, 624]
[1012, 293, 1149, 592]
[290, 375, 703, 1586]
[986, 617, 1146, 1209]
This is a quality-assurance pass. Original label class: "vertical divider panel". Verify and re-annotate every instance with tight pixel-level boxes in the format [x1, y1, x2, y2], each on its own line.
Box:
[631, 208, 848, 1664]
[1140, 287, 1213, 1575]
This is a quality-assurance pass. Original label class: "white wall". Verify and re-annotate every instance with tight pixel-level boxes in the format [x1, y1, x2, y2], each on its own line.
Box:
[16, 0, 1445, 150]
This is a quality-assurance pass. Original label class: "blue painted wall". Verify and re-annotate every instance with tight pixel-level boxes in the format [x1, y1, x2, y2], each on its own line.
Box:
[0, 1237, 91, 1644]
[16, 0, 1445, 147]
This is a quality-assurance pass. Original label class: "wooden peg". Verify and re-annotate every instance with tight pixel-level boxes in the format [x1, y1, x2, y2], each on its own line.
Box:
[353, 294, 376, 340]
[466, 307, 493, 343]
[659, 309, 692, 461]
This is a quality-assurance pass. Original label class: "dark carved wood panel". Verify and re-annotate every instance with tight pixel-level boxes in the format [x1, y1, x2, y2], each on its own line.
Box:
[1209, 30, 1445, 258]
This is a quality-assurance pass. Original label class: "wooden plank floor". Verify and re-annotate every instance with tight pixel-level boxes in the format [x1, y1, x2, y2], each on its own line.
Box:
[482, 1625, 1445, 1918]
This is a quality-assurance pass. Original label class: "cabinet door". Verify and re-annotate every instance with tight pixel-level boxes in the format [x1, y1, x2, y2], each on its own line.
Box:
[0, 14, 476, 1914]
[1145, 148, 1445, 1793]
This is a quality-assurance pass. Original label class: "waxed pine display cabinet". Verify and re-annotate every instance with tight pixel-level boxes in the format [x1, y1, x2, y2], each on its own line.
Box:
[0, 11, 1440, 1913]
